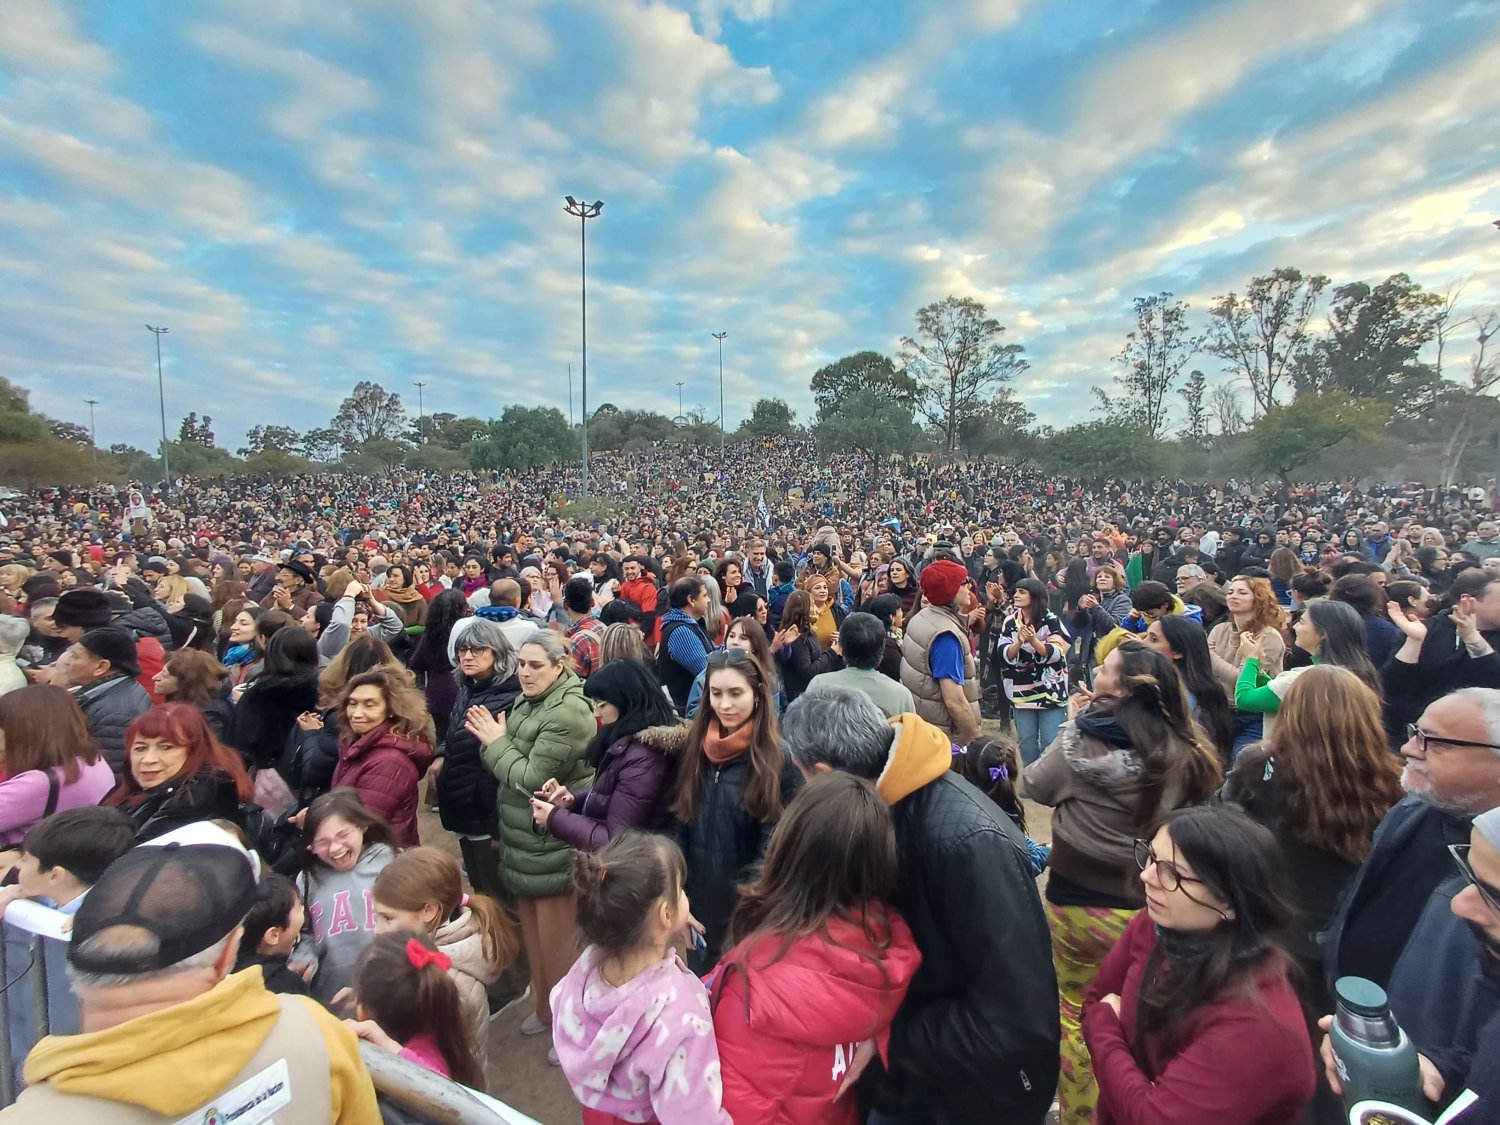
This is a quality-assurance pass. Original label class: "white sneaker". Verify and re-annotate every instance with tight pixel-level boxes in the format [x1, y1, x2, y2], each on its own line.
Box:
[547, 1046, 560, 1066]
[520, 1013, 548, 1036]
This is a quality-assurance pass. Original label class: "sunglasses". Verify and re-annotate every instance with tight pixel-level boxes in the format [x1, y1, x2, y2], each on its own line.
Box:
[1451, 844, 1500, 917]
[1405, 724, 1500, 756]
[706, 648, 752, 669]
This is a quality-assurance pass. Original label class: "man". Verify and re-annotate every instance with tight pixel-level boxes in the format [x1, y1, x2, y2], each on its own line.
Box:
[447, 577, 538, 660]
[244, 553, 278, 602]
[767, 559, 798, 629]
[657, 577, 713, 714]
[618, 554, 661, 646]
[1385, 568, 1500, 729]
[1462, 521, 1500, 562]
[561, 576, 605, 679]
[899, 559, 980, 744]
[804, 612, 917, 719]
[1174, 563, 1207, 596]
[1083, 537, 1114, 577]
[261, 559, 320, 616]
[743, 538, 773, 599]
[1323, 688, 1500, 995]
[1149, 544, 1201, 588]
[59, 627, 150, 775]
[0, 824, 377, 1122]
[1217, 527, 1247, 575]
[781, 689, 1058, 1124]
[1366, 519, 1395, 560]
[23, 596, 67, 672]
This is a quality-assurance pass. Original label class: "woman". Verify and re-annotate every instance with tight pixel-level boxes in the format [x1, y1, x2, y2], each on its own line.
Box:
[999, 578, 1070, 766]
[1413, 546, 1452, 594]
[469, 631, 595, 1035]
[1329, 572, 1402, 669]
[163, 593, 216, 653]
[1234, 599, 1379, 739]
[0, 617, 27, 696]
[409, 588, 470, 744]
[1081, 805, 1316, 1124]
[773, 591, 839, 704]
[220, 605, 263, 681]
[377, 563, 428, 630]
[1025, 642, 1222, 1124]
[886, 557, 922, 621]
[210, 579, 249, 636]
[0, 685, 116, 846]
[598, 621, 651, 669]
[718, 559, 753, 606]
[801, 572, 846, 651]
[1386, 578, 1431, 621]
[106, 704, 256, 842]
[670, 647, 801, 972]
[1208, 576, 1285, 754]
[153, 647, 234, 737]
[330, 666, 434, 847]
[688, 614, 777, 719]
[222, 626, 321, 771]
[1267, 547, 1301, 608]
[1340, 527, 1373, 561]
[589, 553, 622, 597]
[537, 658, 679, 852]
[1142, 616, 1234, 765]
[1056, 558, 1093, 617]
[436, 619, 520, 899]
[1222, 666, 1403, 1001]
[865, 592, 906, 682]
[413, 561, 444, 602]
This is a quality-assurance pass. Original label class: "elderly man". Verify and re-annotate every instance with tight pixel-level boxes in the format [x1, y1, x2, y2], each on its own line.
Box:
[1461, 521, 1500, 562]
[782, 689, 1058, 1124]
[261, 559, 321, 616]
[0, 824, 376, 1122]
[58, 627, 150, 775]
[899, 559, 980, 744]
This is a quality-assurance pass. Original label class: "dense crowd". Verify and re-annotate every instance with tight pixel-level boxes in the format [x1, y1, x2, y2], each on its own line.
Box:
[0, 436, 1495, 1125]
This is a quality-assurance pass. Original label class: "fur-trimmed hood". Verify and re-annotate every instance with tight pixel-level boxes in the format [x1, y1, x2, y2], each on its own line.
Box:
[631, 722, 691, 756]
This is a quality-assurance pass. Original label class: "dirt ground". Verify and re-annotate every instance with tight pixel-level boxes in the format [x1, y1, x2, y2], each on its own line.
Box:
[422, 720, 1055, 1125]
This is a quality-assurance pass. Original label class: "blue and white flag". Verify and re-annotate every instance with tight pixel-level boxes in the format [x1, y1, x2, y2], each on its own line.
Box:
[757, 491, 772, 531]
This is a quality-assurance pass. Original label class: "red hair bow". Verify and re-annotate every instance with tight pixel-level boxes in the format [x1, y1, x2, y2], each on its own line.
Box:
[405, 939, 452, 972]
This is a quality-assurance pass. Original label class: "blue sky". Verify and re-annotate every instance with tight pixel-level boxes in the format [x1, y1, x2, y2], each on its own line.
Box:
[3, 0, 1499, 451]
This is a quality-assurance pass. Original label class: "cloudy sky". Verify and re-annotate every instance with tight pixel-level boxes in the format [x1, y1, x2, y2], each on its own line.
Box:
[3, 0, 1499, 452]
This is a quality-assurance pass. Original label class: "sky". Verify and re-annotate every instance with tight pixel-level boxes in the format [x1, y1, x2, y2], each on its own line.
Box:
[2, 0, 1499, 453]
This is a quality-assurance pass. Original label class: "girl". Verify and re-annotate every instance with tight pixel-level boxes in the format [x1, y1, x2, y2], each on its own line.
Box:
[963, 738, 1049, 876]
[297, 788, 399, 1009]
[551, 833, 733, 1124]
[233, 870, 309, 994]
[1234, 599, 1378, 740]
[372, 847, 519, 1074]
[1081, 805, 1316, 1123]
[687, 613, 776, 719]
[670, 648, 801, 972]
[346, 932, 486, 1089]
[712, 773, 922, 1125]
[1141, 616, 1235, 766]
[999, 577, 1071, 765]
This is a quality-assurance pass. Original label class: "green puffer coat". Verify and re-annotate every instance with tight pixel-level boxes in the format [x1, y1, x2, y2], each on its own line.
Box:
[481, 668, 595, 897]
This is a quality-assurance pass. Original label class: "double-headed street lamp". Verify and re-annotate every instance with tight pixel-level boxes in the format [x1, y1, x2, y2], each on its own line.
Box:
[712, 331, 727, 458]
[413, 381, 427, 443]
[145, 325, 171, 494]
[564, 196, 603, 497]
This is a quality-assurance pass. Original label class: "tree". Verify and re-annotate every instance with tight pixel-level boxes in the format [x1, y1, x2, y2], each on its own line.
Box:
[435, 416, 490, 450]
[1036, 420, 1163, 481]
[1242, 390, 1390, 488]
[241, 449, 314, 477]
[301, 427, 343, 463]
[469, 406, 574, 472]
[809, 352, 920, 424]
[156, 440, 239, 479]
[1095, 293, 1203, 438]
[0, 439, 96, 489]
[49, 420, 93, 446]
[957, 395, 1037, 459]
[405, 444, 470, 473]
[1179, 370, 1209, 442]
[737, 398, 798, 439]
[237, 425, 305, 458]
[899, 297, 1029, 452]
[1304, 273, 1443, 418]
[1206, 267, 1328, 416]
[587, 409, 677, 453]
[332, 382, 407, 444]
[816, 389, 924, 493]
[345, 438, 408, 473]
[1209, 383, 1246, 436]
[177, 412, 215, 447]
[0, 378, 48, 444]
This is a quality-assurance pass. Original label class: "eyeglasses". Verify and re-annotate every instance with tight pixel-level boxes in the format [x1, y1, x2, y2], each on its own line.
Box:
[310, 827, 360, 855]
[1450, 844, 1500, 917]
[1134, 839, 1228, 918]
[1405, 724, 1500, 755]
[706, 648, 752, 669]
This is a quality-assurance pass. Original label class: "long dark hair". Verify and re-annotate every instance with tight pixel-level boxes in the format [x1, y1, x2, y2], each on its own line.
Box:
[414, 588, 470, 669]
[1153, 616, 1234, 764]
[1302, 599, 1380, 694]
[581, 659, 676, 767]
[354, 933, 484, 1089]
[963, 737, 1026, 834]
[1096, 642, 1221, 830]
[1013, 577, 1051, 626]
[780, 590, 813, 635]
[258, 626, 318, 686]
[1135, 805, 1300, 1072]
[672, 652, 784, 823]
[1060, 559, 1091, 611]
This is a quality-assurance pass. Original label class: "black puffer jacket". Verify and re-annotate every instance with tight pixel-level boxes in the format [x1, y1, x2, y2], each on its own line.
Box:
[115, 585, 172, 646]
[280, 708, 340, 805]
[669, 748, 803, 973]
[75, 673, 152, 775]
[437, 670, 522, 837]
[222, 674, 319, 770]
[120, 769, 299, 874]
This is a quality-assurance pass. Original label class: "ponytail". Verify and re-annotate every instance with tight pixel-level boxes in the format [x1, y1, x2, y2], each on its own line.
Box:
[466, 891, 519, 971]
[573, 832, 687, 956]
[963, 737, 1026, 834]
[354, 933, 484, 1090]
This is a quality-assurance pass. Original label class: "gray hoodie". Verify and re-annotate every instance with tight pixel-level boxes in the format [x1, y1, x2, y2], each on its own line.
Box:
[296, 843, 394, 1006]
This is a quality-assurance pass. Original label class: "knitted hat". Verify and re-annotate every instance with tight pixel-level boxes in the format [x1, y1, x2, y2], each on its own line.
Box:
[53, 587, 115, 630]
[919, 559, 968, 607]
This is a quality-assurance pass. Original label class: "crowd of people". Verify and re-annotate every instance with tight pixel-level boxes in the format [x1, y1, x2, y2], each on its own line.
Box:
[0, 437, 1494, 1124]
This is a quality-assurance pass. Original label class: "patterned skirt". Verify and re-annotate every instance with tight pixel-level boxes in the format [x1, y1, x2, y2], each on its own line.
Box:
[1047, 901, 1138, 1124]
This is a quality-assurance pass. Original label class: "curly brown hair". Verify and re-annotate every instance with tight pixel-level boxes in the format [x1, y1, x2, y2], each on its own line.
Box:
[335, 666, 433, 744]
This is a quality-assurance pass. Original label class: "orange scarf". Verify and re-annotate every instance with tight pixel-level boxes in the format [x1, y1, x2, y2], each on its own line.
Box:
[703, 718, 753, 766]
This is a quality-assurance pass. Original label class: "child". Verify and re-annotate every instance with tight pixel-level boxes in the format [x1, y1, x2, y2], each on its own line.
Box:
[345, 931, 485, 1089]
[295, 787, 399, 1010]
[234, 871, 309, 994]
[3, 806, 138, 915]
[551, 832, 733, 1125]
[373, 846, 518, 1073]
[710, 772, 922, 1125]
[965, 737, 1050, 876]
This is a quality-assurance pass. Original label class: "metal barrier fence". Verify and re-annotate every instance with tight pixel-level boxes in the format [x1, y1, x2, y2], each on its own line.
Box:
[0, 902, 541, 1124]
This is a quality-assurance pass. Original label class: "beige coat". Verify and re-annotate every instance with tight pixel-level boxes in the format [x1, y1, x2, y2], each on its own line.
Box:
[1207, 618, 1285, 692]
[435, 906, 502, 1075]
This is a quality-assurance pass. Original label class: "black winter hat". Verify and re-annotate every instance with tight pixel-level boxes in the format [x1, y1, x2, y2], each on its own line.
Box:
[77, 626, 141, 678]
[53, 588, 114, 630]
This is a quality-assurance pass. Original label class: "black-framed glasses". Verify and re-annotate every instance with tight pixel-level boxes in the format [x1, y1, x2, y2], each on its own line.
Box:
[1450, 844, 1500, 917]
[1405, 724, 1500, 755]
[706, 648, 751, 669]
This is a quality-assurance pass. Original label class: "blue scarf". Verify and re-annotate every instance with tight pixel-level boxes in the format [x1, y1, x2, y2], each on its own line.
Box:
[222, 644, 255, 667]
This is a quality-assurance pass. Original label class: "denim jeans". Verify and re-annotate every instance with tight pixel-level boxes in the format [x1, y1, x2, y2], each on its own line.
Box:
[1015, 706, 1065, 766]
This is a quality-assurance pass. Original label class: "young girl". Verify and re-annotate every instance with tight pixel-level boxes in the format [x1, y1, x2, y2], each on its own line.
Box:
[372, 847, 519, 1073]
[710, 772, 922, 1124]
[345, 932, 486, 1090]
[234, 871, 309, 994]
[296, 788, 399, 1011]
[551, 832, 733, 1125]
[964, 738, 1049, 877]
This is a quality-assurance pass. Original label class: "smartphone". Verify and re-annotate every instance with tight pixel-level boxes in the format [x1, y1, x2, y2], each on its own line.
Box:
[513, 783, 533, 798]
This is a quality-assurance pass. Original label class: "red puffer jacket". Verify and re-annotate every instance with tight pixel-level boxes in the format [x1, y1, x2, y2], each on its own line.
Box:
[330, 723, 434, 845]
[711, 910, 922, 1125]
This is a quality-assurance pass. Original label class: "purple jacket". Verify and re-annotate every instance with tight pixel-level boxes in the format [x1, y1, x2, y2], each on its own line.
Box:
[546, 724, 682, 853]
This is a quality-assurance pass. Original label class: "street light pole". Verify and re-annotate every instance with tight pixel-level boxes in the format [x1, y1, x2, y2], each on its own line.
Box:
[413, 381, 427, 443]
[145, 325, 171, 494]
[675, 380, 684, 423]
[712, 331, 727, 458]
[83, 398, 99, 482]
[564, 196, 604, 497]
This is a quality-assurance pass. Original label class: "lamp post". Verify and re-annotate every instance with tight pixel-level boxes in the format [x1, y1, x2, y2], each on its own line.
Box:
[564, 195, 603, 496]
[711, 330, 727, 457]
[413, 381, 427, 443]
[145, 325, 171, 494]
[83, 398, 99, 481]
[675, 380, 684, 423]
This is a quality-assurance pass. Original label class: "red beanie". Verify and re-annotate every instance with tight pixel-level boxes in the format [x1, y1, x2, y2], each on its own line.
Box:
[919, 560, 968, 607]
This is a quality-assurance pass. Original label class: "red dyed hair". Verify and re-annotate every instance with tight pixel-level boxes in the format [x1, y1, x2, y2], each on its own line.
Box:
[108, 703, 254, 807]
